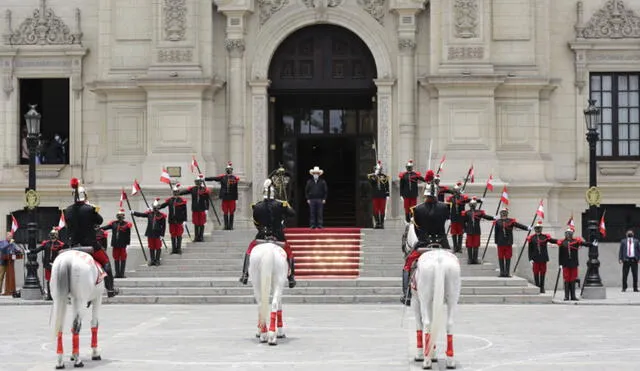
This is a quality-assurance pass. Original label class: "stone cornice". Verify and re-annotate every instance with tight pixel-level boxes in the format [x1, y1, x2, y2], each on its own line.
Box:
[419, 74, 507, 89]
[89, 76, 226, 95]
[213, 0, 254, 13]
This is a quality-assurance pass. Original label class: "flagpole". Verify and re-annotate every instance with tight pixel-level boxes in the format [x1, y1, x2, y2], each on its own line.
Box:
[513, 205, 540, 272]
[123, 189, 148, 262]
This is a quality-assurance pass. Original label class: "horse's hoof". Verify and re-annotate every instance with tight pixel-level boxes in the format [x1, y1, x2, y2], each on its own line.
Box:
[277, 334, 286, 339]
[91, 355, 101, 361]
[55, 365, 65, 370]
[414, 356, 424, 362]
[69, 356, 76, 362]
[431, 358, 438, 363]
[446, 358, 456, 369]
[73, 361, 84, 368]
[268, 341, 278, 346]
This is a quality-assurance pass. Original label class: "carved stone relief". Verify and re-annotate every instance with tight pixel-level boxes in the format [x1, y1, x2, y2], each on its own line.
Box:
[398, 38, 416, 51]
[302, 0, 343, 7]
[580, 0, 640, 39]
[164, 0, 187, 41]
[453, 0, 479, 38]
[225, 38, 246, 57]
[6, 0, 82, 45]
[2, 59, 14, 97]
[258, 0, 290, 25]
[158, 49, 193, 63]
[448, 46, 484, 60]
[357, 0, 386, 25]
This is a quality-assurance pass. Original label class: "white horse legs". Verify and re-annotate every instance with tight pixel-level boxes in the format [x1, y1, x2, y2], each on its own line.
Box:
[267, 286, 284, 345]
[445, 300, 456, 369]
[90, 299, 102, 361]
[276, 308, 286, 338]
[56, 331, 65, 369]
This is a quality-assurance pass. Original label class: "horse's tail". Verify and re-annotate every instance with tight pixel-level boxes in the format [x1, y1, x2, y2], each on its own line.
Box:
[52, 257, 71, 339]
[429, 251, 446, 350]
[259, 246, 274, 328]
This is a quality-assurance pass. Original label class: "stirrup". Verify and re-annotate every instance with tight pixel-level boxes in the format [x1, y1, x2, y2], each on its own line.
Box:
[106, 288, 119, 298]
[239, 273, 248, 285]
[288, 276, 296, 288]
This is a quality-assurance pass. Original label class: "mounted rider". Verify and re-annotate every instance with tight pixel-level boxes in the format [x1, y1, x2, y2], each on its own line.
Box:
[268, 163, 293, 202]
[368, 160, 390, 229]
[401, 171, 451, 306]
[239, 179, 297, 288]
[63, 178, 119, 297]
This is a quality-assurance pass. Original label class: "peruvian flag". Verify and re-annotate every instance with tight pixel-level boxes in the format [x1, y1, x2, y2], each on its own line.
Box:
[500, 185, 509, 205]
[468, 165, 475, 183]
[132, 179, 141, 196]
[120, 188, 127, 207]
[567, 215, 575, 231]
[160, 168, 172, 184]
[599, 211, 607, 238]
[536, 200, 545, 219]
[190, 156, 199, 174]
[437, 154, 446, 173]
[486, 174, 494, 191]
[58, 211, 66, 229]
[10, 215, 19, 233]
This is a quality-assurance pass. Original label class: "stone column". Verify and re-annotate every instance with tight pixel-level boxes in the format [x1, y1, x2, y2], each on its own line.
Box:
[249, 79, 270, 202]
[375, 78, 396, 219]
[225, 38, 246, 176]
[398, 39, 416, 169]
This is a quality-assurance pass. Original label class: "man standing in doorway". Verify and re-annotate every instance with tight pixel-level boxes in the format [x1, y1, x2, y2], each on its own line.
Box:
[305, 166, 328, 229]
[619, 229, 640, 292]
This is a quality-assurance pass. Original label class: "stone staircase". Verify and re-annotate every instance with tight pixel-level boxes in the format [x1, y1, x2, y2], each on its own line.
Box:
[106, 228, 552, 304]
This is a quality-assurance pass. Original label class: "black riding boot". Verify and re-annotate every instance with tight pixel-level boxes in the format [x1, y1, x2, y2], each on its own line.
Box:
[570, 281, 578, 301]
[472, 248, 480, 264]
[405, 213, 411, 223]
[401, 270, 412, 306]
[380, 213, 385, 229]
[229, 214, 234, 230]
[224, 215, 229, 230]
[239, 254, 250, 284]
[170, 237, 178, 254]
[505, 259, 512, 277]
[374, 215, 380, 229]
[200, 225, 205, 241]
[287, 258, 296, 288]
[539, 273, 545, 293]
[563, 282, 570, 301]
[176, 236, 183, 255]
[120, 260, 127, 278]
[457, 235, 464, 253]
[155, 249, 162, 266]
[46, 281, 52, 300]
[534, 273, 540, 288]
[114, 261, 121, 278]
[498, 259, 505, 277]
[102, 262, 119, 298]
[467, 248, 473, 264]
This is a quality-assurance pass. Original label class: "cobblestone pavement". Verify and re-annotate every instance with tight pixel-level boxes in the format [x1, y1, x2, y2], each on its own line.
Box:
[2, 304, 639, 371]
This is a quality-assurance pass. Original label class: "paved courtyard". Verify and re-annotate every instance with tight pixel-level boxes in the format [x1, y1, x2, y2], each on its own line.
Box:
[2, 303, 639, 371]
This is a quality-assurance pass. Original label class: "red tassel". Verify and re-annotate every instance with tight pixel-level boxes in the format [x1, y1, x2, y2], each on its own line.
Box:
[276, 310, 283, 328]
[56, 332, 63, 354]
[72, 330, 79, 355]
[91, 327, 98, 348]
[446, 334, 454, 357]
[70, 177, 79, 189]
[269, 312, 277, 332]
[416, 330, 423, 348]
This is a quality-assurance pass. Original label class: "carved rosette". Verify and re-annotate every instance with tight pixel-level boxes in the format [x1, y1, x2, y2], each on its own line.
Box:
[453, 0, 479, 38]
[398, 39, 416, 52]
[8, 1, 82, 45]
[258, 0, 290, 25]
[581, 0, 640, 39]
[225, 39, 246, 57]
[357, 0, 386, 25]
[158, 49, 193, 63]
[164, 0, 187, 41]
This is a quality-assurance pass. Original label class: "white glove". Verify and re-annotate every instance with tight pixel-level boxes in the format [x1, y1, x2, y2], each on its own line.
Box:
[494, 215, 499, 220]
[130, 210, 135, 215]
[592, 240, 599, 247]
[529, 260, 533, 265]
[528, 226, 533, 231]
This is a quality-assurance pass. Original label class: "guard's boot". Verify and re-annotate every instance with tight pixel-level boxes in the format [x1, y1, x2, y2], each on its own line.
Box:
[239, 254, 249, 285]
[505, 259, 512, 277]
[457, 235, 464, 253]
[170, 237, 178, 254]
[176, 236, 183, 255]
[539, 273, 546, 293]
[113, 261, 121, 278]
[401, 270, 412, 306]
[451, 236, 458, 253]
[120, 261, 127, 278]
[498, 259, 505, 277]
[229, 214, 234, 230]
[102, 262, 119, 298]
[155, 249, 162, 266]
[224, 214, 229, 230]
[405, 213, 411, 223]
[534, 273, 540, 288]
[380, 213, 385, 229]
[563, 282, 570, 301]
[473, 248, 481, 264]
[200, 226, 206, 241]
[46, 281, 52, 301]
[374, 215, 381, 229]
[570, 281, 578, 301]
[466, 248, 473, 264]
[287, 258, 296, 288]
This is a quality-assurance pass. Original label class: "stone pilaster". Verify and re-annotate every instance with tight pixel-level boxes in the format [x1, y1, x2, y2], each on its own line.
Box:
[374, 78, 396, 219]
[249, 79, 270, 202]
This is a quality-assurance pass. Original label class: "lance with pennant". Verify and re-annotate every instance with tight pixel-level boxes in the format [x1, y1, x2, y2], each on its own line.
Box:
[121, 188, 148, 262]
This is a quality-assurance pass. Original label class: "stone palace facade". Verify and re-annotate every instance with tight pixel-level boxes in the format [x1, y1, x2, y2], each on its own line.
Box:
[1, 0, 639, 235]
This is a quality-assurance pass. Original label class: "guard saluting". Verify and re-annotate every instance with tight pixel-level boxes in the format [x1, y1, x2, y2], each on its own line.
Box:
[398, 160, 424, 223]
[30, 228, 67, 300]
[554, 227, 595, 301]
[460, 197, 492, 264]
[158, 183, 188, 254]
[131, 199, 168, 266]
[205, 161, 239, 230]
[526, 221, 557, 293]
[484, 208, 530, 277]
[100, 209, 133, 278]
[368, 161, 390, 229]
[178, 174, 211, 242]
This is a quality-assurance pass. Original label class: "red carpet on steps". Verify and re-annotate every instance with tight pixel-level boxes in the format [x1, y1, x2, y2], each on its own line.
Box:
[284, 228, 362, 279]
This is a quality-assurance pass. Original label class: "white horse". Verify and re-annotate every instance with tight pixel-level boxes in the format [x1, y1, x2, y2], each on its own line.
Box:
[406, 223, 462, 369]
[50, 249, 106, 369]
[249, 241, 289, 345]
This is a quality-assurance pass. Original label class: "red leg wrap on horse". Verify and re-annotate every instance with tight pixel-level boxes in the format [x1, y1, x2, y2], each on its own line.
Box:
[416, 330, 423, 348]
[277, 310, 283, 328]
[259, 323, 267, 333]
[446, 334, 454, 357]
[72, 331, 79, 355]
[91, 327, 98, 348]
[423, 334, 432, 356]
[269, 312, 277, 332]
[56, 332, 64, 354]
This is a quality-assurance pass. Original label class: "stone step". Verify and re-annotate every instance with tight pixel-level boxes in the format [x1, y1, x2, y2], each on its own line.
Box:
[105, 293, 551, 305]
[117, 285, 539, 296]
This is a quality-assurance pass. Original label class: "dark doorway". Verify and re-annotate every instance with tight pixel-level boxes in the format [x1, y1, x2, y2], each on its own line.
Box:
[19, 78, 70, 165]
[267, 24, 377, 227]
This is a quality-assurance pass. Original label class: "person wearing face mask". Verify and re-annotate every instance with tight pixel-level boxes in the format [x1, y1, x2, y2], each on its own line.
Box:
[205, 161, 240, 230]
[619, 229, 640, 292]
[305, 166, 328, 229]
[100, 209, 133, 278]
[368, 161, 390, 229]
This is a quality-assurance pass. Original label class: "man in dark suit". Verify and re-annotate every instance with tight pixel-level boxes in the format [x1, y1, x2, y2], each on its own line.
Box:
[619, 229, 640, 292]
[305, 166, 328, 229]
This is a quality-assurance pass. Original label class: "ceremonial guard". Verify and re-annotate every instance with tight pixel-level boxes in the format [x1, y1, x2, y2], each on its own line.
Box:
[401, 172, 451, 306]
[131, 199, 167, 266]
[205, 161, 239, 230]
[239, 179, 297, 288]
[368, 161, 390, 229]
[554, 227, 595, 301]
[460, 197, 492, 264]
[268, 163, 292, 201]
[398, 160, 424, 223]
[434, 175, 453, 202]
[100, 209, 133, 278]
[63, 178, 119, 297]
[159, 183, 188, 254]
[178, 174, 211, 242]
[446, 182, 470, 253]
[30, 228, 66, 300]
[526, 221, 557, 293]
[484, 208, 530, 277]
